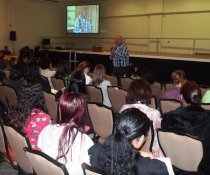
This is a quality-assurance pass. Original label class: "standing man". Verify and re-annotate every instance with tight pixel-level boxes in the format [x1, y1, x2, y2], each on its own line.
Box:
[110, 35, 130, 78]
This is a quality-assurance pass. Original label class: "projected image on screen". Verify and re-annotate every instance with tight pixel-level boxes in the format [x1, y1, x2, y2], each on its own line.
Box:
[67, 5, 99, 34]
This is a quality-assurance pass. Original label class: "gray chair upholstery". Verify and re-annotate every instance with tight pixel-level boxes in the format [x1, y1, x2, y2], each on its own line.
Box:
[87, 103, 114, 144]
[157, 129, 203, 172]
[43, 91, 57, 123]
[159, 99, 181, 114]
[107, 86, 127, 112]
[3, 124, 33, 174]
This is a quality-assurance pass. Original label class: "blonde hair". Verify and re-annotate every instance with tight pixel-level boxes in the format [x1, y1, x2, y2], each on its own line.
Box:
[92, 64, 106, 86]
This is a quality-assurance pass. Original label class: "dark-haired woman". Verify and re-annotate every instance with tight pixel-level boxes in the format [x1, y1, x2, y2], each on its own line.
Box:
[120, 79, 162, 156]
[89, 108, 168, 175]
[38, 92, 94, 175]
[162, 81, 210, 174]
[8, 68, 51, 150]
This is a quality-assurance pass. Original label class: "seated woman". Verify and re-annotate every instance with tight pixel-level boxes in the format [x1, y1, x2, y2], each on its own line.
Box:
[92, 64, 111, 107]
[55, 59, 71, 87]
[76, 60, 92, 85]
[89, 108, 168, 175]
[120, 79, 162, 156]
[8, 64, 50, 149]
[39, 57, 56, 89]
[6, 64, 24, 93]
[162, 81, 210, 174]
[162, 69, 186, 101]
[38, 92, 94, 175]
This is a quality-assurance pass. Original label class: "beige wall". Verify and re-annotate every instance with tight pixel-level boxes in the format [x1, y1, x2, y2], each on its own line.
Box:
[0, 0, 210, 54]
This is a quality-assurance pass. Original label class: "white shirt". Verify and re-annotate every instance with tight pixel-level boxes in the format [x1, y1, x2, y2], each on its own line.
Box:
[39, 68, 56, 89]
[85, 73, 92, 85]
[98, 79, 112, 107]
[38, 124, 94, 175]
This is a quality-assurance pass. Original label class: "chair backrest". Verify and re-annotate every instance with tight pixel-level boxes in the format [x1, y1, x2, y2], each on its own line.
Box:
[0, 86, 6, 104]
[157, 129, 203, 172]
[159, 99, 181, 114]
[140, 121, 154, 152]
[105, 75, 118, 87]
[163, 82, 174, 92]
[200, 103, 210, 110]
[86, 85, 103, 104]
[51, 77, 65, 90]
[82, 163, 104, 175]
[107, 86, 127, 112]
[87, 103, 114, 144]
[2, 85, 18, 108]
[154, 81, 162, 91]
[148, 96, 157, 109]
[0, 121, 17, 168]
[3, 124, 33, 174]
[24, 147, 69, 175]
[120, 77, 133, 90]
[43, 91, 57, 123]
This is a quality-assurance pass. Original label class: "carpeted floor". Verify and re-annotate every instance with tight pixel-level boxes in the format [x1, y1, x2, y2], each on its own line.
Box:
[0, 161, 18, 175]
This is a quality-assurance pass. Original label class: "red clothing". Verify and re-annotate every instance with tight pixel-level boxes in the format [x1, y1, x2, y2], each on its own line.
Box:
[24, 108, 51, 150]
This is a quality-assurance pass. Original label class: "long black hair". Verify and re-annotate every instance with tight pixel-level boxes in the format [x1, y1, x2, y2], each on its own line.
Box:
[98, 108, 150, 175]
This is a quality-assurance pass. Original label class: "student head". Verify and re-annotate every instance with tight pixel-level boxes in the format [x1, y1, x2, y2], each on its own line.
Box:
[55, 59, 70, 78]
[56, 92, 86, 162]
[9, 64, 24, 81]
[126, 79, 152, 105]
[171, 69, 186, 87]
[11, 83, 46, 129]
[66, 71, 86, 94]
[180, 81, 202, 105]
[39, 57, 51, 70]
[141, 68, 155, 84]
[99, 108, 150, 175]
[92, 64, 106, 86]
[76, 61, 90, 74]
[24, 62, 40, 84]
[57, 92, 85, 127]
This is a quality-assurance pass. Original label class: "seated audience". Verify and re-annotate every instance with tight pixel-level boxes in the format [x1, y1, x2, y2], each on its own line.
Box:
[38, 92, 94, 175]
[161, 81, 210, 174]
[76, 61, 92, 84]
[0, 50, 4, 61]
[129, 62, 141, 79]
[120, 79, 162, 156]
[89, 108, 168, 175]
[92, 64, 111, 107]
[2, 46, 11, 55]
[39, 57, 56, 89]
[6, 64, 24, 93]
[141, 68, 162, 108]
[163, 69, 186, 101]
[55, 59, 71, 87]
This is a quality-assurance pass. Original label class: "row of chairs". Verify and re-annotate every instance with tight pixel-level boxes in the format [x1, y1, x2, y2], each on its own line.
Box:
[1, 122, 203, 174]
[0, 121, 102, 175]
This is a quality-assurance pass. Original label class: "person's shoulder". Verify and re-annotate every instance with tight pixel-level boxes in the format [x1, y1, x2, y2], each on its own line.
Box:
[137, 156, 168, 175]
